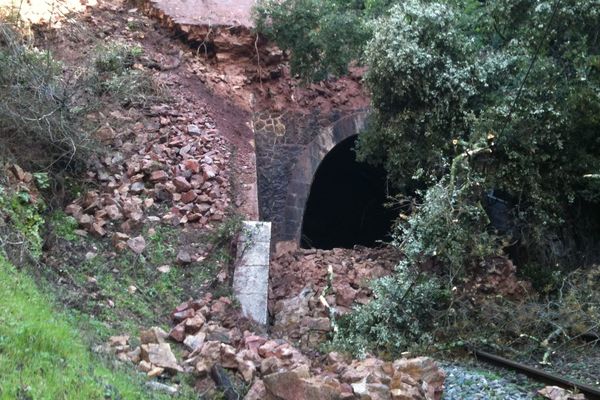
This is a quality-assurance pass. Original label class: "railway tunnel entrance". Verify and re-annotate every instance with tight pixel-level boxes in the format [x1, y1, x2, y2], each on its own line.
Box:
[300, 135, 397, 249]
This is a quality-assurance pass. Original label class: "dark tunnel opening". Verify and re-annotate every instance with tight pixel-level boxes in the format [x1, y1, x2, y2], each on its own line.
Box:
[300, 135, 397, 249]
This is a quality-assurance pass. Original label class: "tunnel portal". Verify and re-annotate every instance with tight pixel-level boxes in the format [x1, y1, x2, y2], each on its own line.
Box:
[300, 135, 397, 249]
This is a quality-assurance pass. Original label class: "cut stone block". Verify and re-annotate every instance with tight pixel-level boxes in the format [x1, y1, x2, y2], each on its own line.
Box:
[233, 221, 271, 325]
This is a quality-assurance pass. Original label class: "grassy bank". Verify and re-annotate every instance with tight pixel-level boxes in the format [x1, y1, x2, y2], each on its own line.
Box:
[0, 255, 169, 400]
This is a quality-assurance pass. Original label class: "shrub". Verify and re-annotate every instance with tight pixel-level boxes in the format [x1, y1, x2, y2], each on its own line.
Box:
[254, 0, 369, 80]
[91, 43, 160, 107]
[334, 262, 450, 357]
[0, 22, 96, 173]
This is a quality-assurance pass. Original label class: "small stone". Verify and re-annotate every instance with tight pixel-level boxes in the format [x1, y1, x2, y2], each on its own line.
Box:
[173, 176, 192, 192]
[180, 190, 197, 204]
[108, 335, 129, 347]
[150, 170, 169, 182]
[65, 203, 83, 218]
[140, 327, 168, 344]
[187, 124, 201, 135]
[220, 344, 237, 369]
[147, 366, 165, 377]
[140, 343, 182, 372]
[145, 381, 178, 395]
[183, 159, 200, 173]
[127, 236, 146, 254]
[195, 360, 209, 378]
[127, 347, 141, 363]
[199, 341, 222, 367]
[169, 323, 186, 342]
[237, 357, 256, 383]
[90, 222, 106, 237]
[157, 265, 171, 273]
[185, 313, 206, 332]
[202, 165, 217, 180]
[177, 249, 192, 265]
[138, 360, 153, 372]
[172, 308, 195, 322]
[105, 205, 122, 220]
[183, 332, 206, 352]
[130, 181, 145, 194]
[336, 283, 358, 307]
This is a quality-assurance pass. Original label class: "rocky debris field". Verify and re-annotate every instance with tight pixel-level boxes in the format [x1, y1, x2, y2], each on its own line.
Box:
[104, 293, 446, 400]
[65, 103, 231, 248]
[269, 246, 399, 348]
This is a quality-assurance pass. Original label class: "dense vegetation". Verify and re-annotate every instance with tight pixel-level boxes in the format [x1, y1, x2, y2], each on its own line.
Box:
[256, 0, 600, 355]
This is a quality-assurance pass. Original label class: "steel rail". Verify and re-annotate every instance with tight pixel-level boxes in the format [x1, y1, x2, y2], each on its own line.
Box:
[469, 348, 600, 400]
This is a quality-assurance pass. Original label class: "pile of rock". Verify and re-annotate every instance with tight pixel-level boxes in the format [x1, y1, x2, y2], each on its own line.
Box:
[269, 246, 400, 347]
[107, 293, 445, 400]
[65, 104, 232, 244]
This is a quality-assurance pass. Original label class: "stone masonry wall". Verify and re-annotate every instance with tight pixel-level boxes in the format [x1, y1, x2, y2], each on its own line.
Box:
[254, 110, 368, 246]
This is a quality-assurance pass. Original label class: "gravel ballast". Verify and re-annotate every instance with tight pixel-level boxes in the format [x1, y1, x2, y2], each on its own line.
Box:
[441, 362, 539, 400]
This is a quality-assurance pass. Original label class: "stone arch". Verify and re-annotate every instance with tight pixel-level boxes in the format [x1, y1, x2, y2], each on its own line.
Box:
[281, 111, 369, 244]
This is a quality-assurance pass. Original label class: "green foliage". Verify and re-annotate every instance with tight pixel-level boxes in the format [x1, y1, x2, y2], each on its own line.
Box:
[92, 43, 159, 107]
[256, 0, 600, 273]
[334, 262, 450, 357]
[265, 0, 600, 356]
[254, 0, 369, 80]
[0, 189, 45, 258]
[398, 169, 499, 278]
[0, 255, 175, 400]
[50, 211, 79, 242]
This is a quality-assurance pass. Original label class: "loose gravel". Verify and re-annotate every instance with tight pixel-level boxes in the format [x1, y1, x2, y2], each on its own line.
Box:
[441, 362, 540, 400]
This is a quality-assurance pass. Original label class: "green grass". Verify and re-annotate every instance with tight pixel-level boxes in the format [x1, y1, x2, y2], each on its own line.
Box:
[0, 255, 172, 400]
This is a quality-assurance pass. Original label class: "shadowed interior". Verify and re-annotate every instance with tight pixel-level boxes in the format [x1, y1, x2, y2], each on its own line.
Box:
[300, 135, 397, 249]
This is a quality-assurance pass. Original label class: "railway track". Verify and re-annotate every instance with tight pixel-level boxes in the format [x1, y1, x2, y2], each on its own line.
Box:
[470, 348, 600, 400]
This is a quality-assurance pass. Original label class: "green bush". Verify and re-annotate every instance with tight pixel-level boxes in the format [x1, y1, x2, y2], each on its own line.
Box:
[92, 43, 159, 107]
[334, 262, 450, 357]
[254, 0, 369, 80]
[0, 187, 45, 258]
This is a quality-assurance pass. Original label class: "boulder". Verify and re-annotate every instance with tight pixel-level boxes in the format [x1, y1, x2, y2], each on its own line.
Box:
[140, 343, 182, 372]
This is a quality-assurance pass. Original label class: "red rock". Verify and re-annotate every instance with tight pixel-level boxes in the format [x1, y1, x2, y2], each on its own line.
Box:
[184, 313, 206, 332]
[169, 323, 186, 342]
[180, 190, 197, 204]
[173, 176, 192, 192]
[202, 165, 217, 180]
[150, 170, 169, 182]
[335, 283, 358, 307]
[220, 344, 237, 369]
[263, 368, 341, 400]
[173, 308, 195, 323]
[244, 335, 268, 352]
[245, 380, 268, 400]
[183, 159, 200, 173]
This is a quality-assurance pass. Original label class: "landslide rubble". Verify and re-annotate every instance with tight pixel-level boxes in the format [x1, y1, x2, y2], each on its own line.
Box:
[107, 293, 446, 400]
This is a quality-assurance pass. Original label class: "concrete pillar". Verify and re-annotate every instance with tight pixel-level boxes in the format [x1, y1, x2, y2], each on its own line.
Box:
[233, 221, 271, 325]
